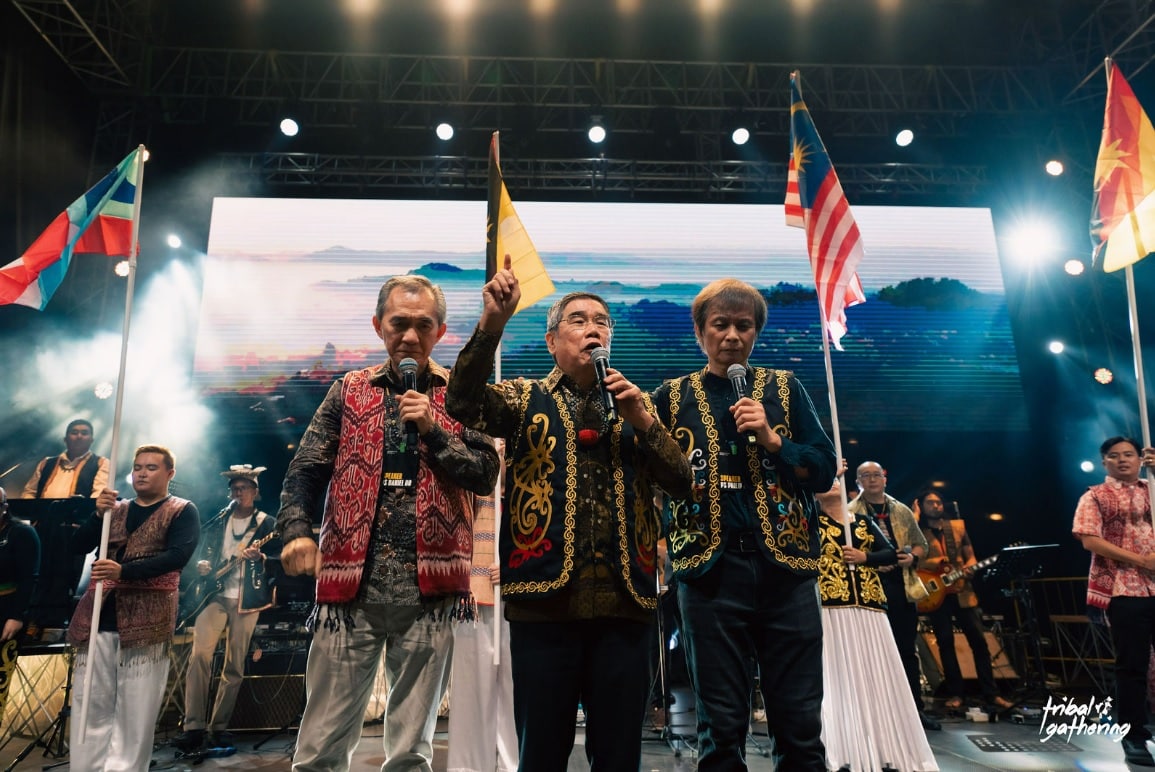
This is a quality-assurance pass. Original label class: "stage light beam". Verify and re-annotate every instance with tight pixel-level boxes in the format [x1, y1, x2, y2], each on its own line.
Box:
[895, 128, 914, 147]
[280, 118, 300, 137]
[1005, 220, 1061, 264]
[1048, 340, 1065, 354]
[1045, 160, 1064, 176]
[731, 127, 750, 146]
[588, 121, 607, 144]
[1080, 460, 1095, 473]
[1064, 259, 1085, 276]
[166, 234, 182, 249]
[435, 122, 455, 141]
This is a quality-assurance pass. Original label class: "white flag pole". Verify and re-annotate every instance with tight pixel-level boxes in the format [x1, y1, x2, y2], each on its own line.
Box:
[816, 305, 853, 548]
[492, 345, 503, 667]
[77, 144, 147, 741]
[1121, 264, 1155, 524]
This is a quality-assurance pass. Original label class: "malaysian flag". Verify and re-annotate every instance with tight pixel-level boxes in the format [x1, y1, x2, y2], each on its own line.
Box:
[785, 71, 865, 350]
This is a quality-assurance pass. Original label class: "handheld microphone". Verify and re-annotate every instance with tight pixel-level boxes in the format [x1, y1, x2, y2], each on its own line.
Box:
[399, 357, 419, 450]
[726, 363, 758, 445]
[589, 347, 618, 422]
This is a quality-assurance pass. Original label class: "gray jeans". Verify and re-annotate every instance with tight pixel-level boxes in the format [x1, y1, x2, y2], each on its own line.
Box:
[292, 602, 454, 772]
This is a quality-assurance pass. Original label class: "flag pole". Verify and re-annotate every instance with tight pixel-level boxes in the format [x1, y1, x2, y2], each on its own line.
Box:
[77, 144, 146, 741]
[1122, 264, 1155, 524]
[816, 306, 852, 548]
[488, 131, 504, 668]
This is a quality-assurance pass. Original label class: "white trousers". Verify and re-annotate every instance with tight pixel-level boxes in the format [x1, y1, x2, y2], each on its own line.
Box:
[446, 606, 518, 772]
[292, 602, 453, 772]
[69, 632, 169, 772]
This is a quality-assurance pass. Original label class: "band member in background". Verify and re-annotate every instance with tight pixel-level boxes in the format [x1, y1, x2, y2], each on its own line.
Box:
[917, 490, 1012, 714]
[652, 278, 835, 771]
[21, 418, 109, 499]
[849, 460, 940, 731]
[174, 464, 279, 756]
[816, 476, 939, 772]
[68, 445, 200, 772]
[1073, 436, 1155, 767]
[279, 275, 498, 772]
[0, 486, 41, 724]
[446, 258, 692, 772]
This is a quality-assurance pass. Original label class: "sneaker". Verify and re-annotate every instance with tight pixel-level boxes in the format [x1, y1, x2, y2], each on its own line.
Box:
[1123, 737, 1155, 767]
[173, 729, 205, 753]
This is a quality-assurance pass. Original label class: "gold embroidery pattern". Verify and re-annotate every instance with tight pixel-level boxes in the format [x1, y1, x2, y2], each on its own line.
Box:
[622, 393, 659, 610]
[503, 386, 577, 595]
[854, 518, 888, 606]
[670, 372, 725, 574]
[818, 516, 850, 603]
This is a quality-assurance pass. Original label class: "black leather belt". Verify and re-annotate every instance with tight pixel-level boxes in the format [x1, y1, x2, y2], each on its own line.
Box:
[728, 531, 760, 554]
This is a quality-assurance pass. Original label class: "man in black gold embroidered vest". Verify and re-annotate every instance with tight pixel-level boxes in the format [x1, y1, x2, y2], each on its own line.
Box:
[68, 444, 200, 771]
[446, 255, 693, 772]
[651, 278, 835, 771]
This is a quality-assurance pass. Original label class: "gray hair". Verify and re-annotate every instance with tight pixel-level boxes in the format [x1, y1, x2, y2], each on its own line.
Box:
[545, 292, 610, 332]
[375, 275, 447, 325]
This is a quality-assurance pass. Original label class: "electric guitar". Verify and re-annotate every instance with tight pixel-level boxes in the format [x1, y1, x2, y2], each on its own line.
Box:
[915, 543, 1020, 614]
[178, 530, 276, 628]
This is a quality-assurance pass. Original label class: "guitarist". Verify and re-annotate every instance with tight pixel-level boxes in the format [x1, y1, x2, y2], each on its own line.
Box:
[174, 464, 279, 757]
[917, 490, 1013, 713]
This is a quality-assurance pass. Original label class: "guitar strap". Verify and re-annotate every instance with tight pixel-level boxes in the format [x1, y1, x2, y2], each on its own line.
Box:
[941, 520, 961, 569]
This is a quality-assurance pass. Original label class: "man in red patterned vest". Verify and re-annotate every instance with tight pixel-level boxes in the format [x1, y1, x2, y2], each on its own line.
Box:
[68, 444, 200, 771]
[278, 275, 499, 772]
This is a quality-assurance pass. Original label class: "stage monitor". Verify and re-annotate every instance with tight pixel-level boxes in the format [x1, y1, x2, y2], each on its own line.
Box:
[195, 198, 1026, 434]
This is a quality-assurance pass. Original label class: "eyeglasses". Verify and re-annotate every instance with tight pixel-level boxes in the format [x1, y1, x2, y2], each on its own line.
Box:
[560, 313, 614, 331]
[857, 472, 885, 480]
[230, 485, 256, 494]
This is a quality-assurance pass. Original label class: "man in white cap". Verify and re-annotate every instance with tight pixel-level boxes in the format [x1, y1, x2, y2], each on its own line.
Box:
[174, 464, 279, 756]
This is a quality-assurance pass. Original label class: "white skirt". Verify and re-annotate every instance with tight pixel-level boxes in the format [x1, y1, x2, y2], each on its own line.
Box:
[820, 606, 940, 772]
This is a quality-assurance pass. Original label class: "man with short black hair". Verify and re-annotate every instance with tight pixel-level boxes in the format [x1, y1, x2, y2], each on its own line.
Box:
[21, 418, 109, 499]
[1074, 435, 1155, 767]
[68, 444, 200, 771]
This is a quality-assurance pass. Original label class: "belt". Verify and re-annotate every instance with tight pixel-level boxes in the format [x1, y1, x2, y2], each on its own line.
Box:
[727, 531, 761, 554]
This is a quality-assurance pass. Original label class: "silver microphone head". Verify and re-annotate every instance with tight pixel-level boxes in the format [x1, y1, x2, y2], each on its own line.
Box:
[726, 363, 747, 380]
[590, 346, 610, 365]
[398, 357, 419, 375]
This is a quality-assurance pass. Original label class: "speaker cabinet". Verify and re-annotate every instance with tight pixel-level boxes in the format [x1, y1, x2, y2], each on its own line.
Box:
[229, 674, 304, 731]
[918, 630, 1018, 688]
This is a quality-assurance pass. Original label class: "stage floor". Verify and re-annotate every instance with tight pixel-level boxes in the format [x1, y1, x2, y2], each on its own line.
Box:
[0, 699, 1140, 771]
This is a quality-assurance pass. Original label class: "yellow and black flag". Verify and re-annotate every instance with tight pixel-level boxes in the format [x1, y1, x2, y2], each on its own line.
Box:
[486, 132, 554, 313]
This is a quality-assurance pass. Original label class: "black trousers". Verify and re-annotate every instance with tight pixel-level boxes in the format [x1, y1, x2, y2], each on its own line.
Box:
[1107, 595, 1155, 742]
[881, 573, 923, 707]
[508, 617, 653, 772]
[677, 550, 825, 771]
[923, 594, 998, 700]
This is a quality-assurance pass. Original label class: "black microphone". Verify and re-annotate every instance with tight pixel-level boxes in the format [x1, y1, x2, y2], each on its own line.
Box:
[589, 347, 618, 422]
[726, 363, 759, 446]
[399, 357, 419, 450]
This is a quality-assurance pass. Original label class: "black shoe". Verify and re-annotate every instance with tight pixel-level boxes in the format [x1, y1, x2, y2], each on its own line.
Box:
[172, 729, 205, 753]
[208, 730, 235, 750]
[918, 711, 942, 731]
[1123, 737, 1155, 767]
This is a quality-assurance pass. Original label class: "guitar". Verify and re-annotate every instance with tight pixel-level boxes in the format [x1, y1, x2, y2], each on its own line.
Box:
[915, 543, 1020, 614]
[178, 530, 277, 628]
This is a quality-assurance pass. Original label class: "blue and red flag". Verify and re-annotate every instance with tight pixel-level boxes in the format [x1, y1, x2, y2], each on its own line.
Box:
[785, 71, 865, 350]
[1, 149, 140, 309]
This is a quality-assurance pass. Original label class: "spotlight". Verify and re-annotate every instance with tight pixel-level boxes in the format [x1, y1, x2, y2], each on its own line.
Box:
[280, 117, 300, 137]
[94, 382, 114, 400]
[588, 120, 606, 144]
[1094, 367, 1114, 384]
[731, 127, 750, 146]
[1064, 259, 1085, 276]
[114, 260, 131, 277]
[1045, 159, 1064, 176]
[988, 513, 1004, 522]
[1006, 220, 1061, 263]
[895, 129, 914, 147]
[166, 234, 182, 249]
[435, 122, 455, 141]
[1048, 340, 1065, 354]
[1080, 460, 1095, 473]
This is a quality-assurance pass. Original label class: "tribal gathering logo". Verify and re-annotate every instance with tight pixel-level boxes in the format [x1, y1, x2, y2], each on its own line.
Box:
[1038, 695, 1129, 743]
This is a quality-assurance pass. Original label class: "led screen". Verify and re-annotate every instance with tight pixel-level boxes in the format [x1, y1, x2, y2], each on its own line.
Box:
[196, 198, 1026, 434]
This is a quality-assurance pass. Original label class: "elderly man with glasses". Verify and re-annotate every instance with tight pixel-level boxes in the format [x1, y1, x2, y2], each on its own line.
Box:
[447, 256, 692, 772]
[849, 460, 940, 732]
